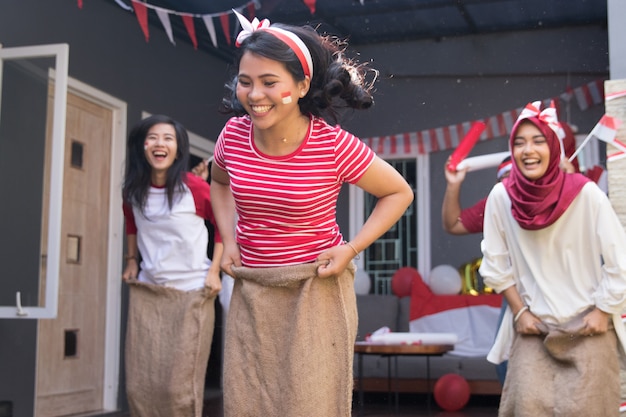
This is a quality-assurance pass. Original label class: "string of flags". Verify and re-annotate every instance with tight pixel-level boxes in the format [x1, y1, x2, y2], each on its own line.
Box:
[363, 79, 609, 157]
[128, 0, 257, 49]
[77, 1, 331, 50]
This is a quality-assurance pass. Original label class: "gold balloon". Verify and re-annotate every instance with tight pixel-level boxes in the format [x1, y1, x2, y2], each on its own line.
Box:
[460, 258, 494, 295]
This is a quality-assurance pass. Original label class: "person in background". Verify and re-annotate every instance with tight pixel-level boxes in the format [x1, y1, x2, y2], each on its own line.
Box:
[121, 114, 223, 416]
[210, 12, 414, 417]
[442, 155, 512, 386]
[192, 157, 236, 316]
[479, 102, 626, 416]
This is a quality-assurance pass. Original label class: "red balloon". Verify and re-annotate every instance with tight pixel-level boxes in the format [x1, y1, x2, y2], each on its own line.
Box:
[433, 373, 471, 412]
[391, 267, 420, 297]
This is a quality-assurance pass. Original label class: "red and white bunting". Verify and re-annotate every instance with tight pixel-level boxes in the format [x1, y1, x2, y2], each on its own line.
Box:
[122, 0, 256, 50]
[365, 80, 606, 158]
[220, 13, 231, 46]
[156, 9, 175, 45]
[202, 16, 217, 48]
[181, 14, 198, 49]
[131, 1, 149, 42]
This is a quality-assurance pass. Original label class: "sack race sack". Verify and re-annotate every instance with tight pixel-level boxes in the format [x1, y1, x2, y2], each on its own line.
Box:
[224, 262, 357, 417]
[125, 281, 215, 417]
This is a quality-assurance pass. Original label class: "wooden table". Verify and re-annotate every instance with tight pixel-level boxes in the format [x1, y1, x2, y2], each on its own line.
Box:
[354, 342, 454, 415]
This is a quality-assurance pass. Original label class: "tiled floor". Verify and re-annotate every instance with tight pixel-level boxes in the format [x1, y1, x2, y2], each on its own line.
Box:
[202, 391, 500, 417]
[100, 390, 501, 417]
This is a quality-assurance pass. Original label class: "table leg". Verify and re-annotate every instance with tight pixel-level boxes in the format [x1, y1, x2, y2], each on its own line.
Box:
[394, 355, 399, 414]
[387, 355, 392, 411]
[426, 356, 432, 412]
[358, 352, 364, 416]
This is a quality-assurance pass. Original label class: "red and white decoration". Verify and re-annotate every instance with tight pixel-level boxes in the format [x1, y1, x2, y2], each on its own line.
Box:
[127, 1, 257, 49]
[363, 79, 607, 158]
[78, 1, 323, 50]
[569, 115, 624, 161]
[409, 267, 502, 357]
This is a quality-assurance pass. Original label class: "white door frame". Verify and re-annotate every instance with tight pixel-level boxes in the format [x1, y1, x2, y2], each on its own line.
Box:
[67, 77, 127, 410]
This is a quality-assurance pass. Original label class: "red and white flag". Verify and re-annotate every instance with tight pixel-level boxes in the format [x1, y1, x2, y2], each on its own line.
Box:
[569, 115, 624, 162]
[608, 150, 626, 163]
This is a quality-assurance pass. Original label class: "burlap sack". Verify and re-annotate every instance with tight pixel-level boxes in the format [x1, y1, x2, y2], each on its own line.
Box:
[223, 262, 357, 417]
[500, 311, 619, 417]
[125, 281, 216, 417]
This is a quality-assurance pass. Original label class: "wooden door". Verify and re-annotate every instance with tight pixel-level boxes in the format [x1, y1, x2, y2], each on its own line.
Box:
[35, 90, 112, 416]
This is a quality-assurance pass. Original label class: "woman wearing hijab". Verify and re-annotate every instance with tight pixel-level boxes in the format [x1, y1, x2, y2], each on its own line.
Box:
[479, 101, 626, 416]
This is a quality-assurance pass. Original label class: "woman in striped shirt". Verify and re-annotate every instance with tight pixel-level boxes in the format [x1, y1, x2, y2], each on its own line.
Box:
[210, 12, 414, 417]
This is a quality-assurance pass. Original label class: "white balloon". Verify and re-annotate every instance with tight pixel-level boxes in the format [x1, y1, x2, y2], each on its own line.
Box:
[428, 264, 462, 295]
[354, 269, 371, 295]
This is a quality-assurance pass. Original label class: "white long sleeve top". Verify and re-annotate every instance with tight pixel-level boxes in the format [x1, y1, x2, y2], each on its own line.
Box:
[479, 182, 626, 364]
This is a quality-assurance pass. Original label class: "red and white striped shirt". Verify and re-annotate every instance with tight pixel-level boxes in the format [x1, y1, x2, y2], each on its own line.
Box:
[214, 115, 375, 267]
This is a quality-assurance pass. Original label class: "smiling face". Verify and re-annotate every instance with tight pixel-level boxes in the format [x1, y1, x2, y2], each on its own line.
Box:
[236, 51, 309, 135]
[143, 122, 178, 183]
[512, 121, 551, 181]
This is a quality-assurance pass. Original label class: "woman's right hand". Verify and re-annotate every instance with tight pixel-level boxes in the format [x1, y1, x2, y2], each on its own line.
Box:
[444, 156, 468, 185]
[220, 243, 242, 277]
[515, 309, 542, 335]
[122, 260, 138, 281]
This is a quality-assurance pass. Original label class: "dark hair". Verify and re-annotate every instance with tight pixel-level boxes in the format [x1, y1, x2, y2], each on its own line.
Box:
[122, 114, 190, 215]
[220, 23, 377, 125]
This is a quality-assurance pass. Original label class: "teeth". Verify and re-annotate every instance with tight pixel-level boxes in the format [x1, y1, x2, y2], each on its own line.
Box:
[251, 105, 272, 113]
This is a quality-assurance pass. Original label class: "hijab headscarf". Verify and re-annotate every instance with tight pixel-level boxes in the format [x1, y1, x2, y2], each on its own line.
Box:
[503, 104, 590, 230]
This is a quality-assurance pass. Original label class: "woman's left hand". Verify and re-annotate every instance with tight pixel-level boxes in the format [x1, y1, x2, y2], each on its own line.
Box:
[316, 245, 356, 278]
[582, 307, 610, 336]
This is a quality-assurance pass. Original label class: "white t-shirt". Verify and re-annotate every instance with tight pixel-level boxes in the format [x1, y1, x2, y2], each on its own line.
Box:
[479, 182, 626, 363]
[124, 173, 219, 291]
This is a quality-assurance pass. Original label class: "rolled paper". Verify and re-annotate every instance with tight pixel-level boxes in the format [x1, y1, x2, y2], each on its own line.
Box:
[456, 151, 510, 172]
[369, 332, 459, 345]
[447, 121, 486, 172]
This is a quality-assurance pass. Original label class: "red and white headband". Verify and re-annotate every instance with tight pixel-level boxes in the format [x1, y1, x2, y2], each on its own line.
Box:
[516, 100, 566, 158]
[233, 10, 313, 79]
[496, 159, 512, 180]
[516, 100, 565, 140]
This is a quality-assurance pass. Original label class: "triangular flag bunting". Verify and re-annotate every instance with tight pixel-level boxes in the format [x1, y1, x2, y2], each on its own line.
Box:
[181, 14, 198, 49]
[156, 9, 175, 45]
[303, 0, 316, 14]
[77, 0, 83, 9]
[131, 1, 150, 42]
[202, 16, 218, 48]
[246, 2, 256, 20]
[220, 13, 231, 46]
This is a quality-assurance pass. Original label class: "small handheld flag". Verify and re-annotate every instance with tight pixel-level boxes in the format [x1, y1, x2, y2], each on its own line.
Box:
[569, 115, 623, 162]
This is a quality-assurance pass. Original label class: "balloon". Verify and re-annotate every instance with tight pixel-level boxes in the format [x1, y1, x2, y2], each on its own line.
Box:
[391, 267, 420, 297]
[354, 269, 371, 295]
[460, 258, 494, 295]
[428, 264, 462, 295]
[433, 373, 471, 412]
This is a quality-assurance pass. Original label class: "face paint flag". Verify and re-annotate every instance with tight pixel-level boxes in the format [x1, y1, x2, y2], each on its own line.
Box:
[569, 115, 624, 162]
[281, 91, 292, 104]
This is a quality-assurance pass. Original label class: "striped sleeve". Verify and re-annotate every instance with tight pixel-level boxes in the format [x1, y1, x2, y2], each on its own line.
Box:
[334, 128, 376, 184]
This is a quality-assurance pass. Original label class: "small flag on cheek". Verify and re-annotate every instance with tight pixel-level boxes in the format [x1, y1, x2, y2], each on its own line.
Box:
[281, 91, 292, 104]
[144, 141, 149, 151]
